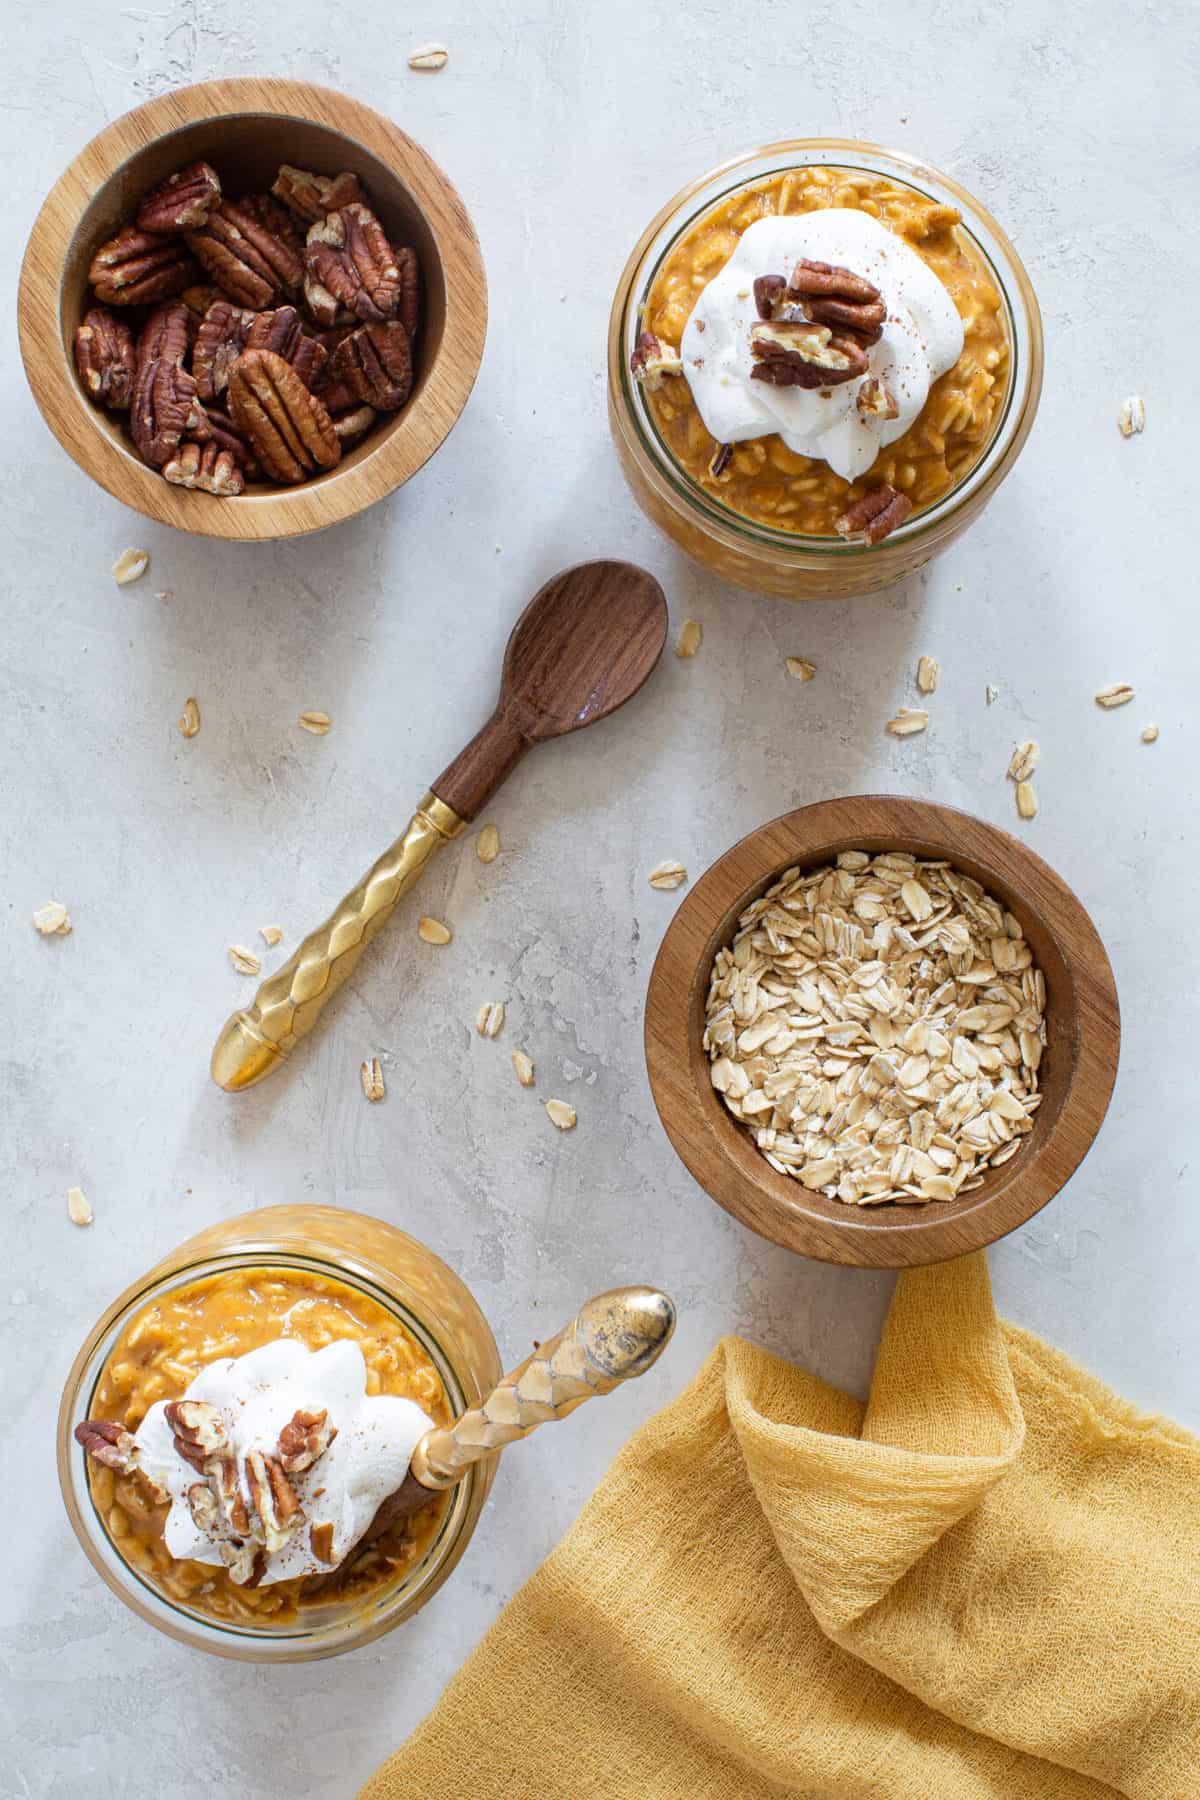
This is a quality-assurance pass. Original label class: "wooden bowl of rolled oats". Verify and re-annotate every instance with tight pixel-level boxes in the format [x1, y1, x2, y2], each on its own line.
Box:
[645, 797, 1119, 1267]
[18, 78, 486, 540]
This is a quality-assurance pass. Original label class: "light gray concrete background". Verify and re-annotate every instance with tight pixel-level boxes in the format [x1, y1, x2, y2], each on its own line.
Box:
[3, 0, 1196, 1793]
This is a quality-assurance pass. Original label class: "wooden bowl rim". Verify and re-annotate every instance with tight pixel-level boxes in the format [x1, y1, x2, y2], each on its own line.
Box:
[644, 795, 1120, 1268]
[17, 77, 487, 541]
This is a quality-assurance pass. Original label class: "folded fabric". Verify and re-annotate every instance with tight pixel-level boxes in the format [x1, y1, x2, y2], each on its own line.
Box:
[361, 1253, 1200, 1799]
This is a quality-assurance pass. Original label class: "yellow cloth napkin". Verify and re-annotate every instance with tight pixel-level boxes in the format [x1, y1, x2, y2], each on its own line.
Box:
[361, 1254, 1200, 1799]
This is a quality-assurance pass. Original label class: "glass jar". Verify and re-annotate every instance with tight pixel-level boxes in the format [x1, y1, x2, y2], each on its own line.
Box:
[608, 140, 1043, 600]
[57, 1205, 503, 1662]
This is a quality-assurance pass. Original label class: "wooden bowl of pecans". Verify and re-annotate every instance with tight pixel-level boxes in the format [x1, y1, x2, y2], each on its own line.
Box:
[18, 78, 486, 540]
[645, 796, 1120, 1268]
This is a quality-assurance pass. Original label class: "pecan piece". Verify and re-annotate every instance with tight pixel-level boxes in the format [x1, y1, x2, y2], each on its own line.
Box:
[75, 1417, 140, 1474]
[277, 1408, 336, 1475]
[228, 348, 341, 483]
[88, 225, 198, 306]
[330, 320, 412, 411]
[136, 161, 221, 234]
[803, 295, 886, 344]
[185, 199, 303, 309]
[203, 407, 260, 476]
[753, 274, 788, 319]
[130, 302, 206, 468]
[272, 164, 365, 225]
[74, 308, 135, 409]
[192, 299, 257, 401]
[164, 1397, 229, 1471]
[163, 438, 245, 496]
[749, 319, 868, 389]
[708, 442, 733, 480]
[394, 245, 420, 340]
[856, 376, 899, 422]
[304, 203, 402, 326]
[244, 1448, 305, 1553]
[333, 403, 377, 445]
[244, 305, 327, 390]
[836, 483, 913, 545]
[630, 330, 683, 391]
[787, 258, 883, 306]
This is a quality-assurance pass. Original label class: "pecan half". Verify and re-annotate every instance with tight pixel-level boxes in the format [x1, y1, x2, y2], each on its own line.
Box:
[163, 438, 245, 496]
[277, 1408, 336, 1475]
[803, 295, 886, 344]
[74, 308, 135, 409]
[164, 1398, 229, 1471]
[240, 193, 305, 262]
[244, 305, 327, 390]
[749, 319, 868, 389]
[88, 225, 198, 306]
[185, 199, 303, 309]
[330, 320, 412, 411]
[787, 258, 883, 305]
[272, 164, 365, 225]
[136, 161, 221, 234]
[630, 330, 683, 391]
[75, 1418, 140, 1473]
[228, 348, 341, 483]
[836, 483, 913, 545]
[394, 245, 420, 340]
[304, 203, 402, 326]
[130, 302, 206, 468]
[192, 299, 257, 401]
[856, 376, 899, 422]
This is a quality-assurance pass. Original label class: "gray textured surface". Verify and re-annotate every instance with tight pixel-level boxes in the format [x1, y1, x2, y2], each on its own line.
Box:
[3, 1, 1196, 1794]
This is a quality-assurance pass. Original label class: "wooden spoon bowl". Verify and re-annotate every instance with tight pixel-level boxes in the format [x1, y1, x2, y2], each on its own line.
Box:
[17, 78, 486, 540]
[645, 796, 1120, 1268]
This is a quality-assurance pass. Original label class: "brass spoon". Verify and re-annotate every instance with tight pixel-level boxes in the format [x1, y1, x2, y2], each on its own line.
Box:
[212, 561, 668, 1091]
[310, 1286, 676, 1591]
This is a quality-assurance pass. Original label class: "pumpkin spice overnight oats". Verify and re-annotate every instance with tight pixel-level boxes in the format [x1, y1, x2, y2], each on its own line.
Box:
[609, 142, 1042, 598]
[58, 1207, 502, 1660]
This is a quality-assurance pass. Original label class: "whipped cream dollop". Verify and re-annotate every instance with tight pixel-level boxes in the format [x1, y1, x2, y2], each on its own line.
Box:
[134, 1338, 434, 1585]
[681, 210, 964, 482]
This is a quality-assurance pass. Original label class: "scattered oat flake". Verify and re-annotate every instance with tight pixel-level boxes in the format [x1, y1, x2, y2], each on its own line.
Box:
[917, 656, 939, 694]
[155, 589, 173, 602]
[260, 924, 283, 946]
[299, 711, 331, 734]
[33, 900, 71, 936]
[178, 696, 201, 738]
[476, 824, 501, 863]
[985, 684, 998, 706]
[648, 861, 688, 891]
[228, 944, 260, 975]
[1117, 396, 1145, 437]
[512, 1049, 535, 1088]
[675, 619, 703, 659]
[1007, 741, 1039, 783]
[361, 1057, 385, 1102]
[408, 42, 448, 69]
[67, 1186, 93, 1228]
[1095, 683, 1134, 709]
[418, 916, 452, 945]
[476, 1001, 505, 1039]
[545, 1098, 577, 1132]
[1141, 723, 1159, 744]
[887, 708, 928, 737]
[785, 657, 816, 681]
[1016, 780, 1038, 820]
[112, 548, 150, 586]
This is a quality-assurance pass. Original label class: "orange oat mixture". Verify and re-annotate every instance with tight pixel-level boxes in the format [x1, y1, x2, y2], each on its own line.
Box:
[86, 1267, 451, 1624]
[641, 166, 1009, 535]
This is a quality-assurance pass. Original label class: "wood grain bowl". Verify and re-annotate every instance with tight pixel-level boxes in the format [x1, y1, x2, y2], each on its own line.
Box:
[17, 78, 487, 540]
[644, 796, 1120, 1268]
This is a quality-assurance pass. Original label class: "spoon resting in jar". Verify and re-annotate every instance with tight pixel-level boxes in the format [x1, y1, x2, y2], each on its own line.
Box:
[211, 560, 668, 1091]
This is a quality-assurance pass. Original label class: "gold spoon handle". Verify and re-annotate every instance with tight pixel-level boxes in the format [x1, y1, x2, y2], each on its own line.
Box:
[410, 1286, 676, 1490]
[210, 792, 464, 1092]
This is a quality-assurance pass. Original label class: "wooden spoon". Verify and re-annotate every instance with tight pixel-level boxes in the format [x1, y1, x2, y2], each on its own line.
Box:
[212, 560, 668, 1090]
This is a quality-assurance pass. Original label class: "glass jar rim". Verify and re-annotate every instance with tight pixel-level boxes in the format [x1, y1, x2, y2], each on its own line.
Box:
[610, 139, 1042, 559]
[59, 1245, 481, 1661]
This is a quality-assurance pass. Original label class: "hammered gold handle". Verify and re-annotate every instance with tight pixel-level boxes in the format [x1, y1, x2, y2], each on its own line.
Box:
[409, 1286, 676, 1490]
[210, 792, 464, 1091]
